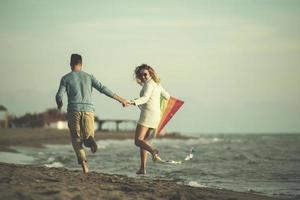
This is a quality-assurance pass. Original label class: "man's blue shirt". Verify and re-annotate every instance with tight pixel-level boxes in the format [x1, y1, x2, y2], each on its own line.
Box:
[56, 70, 115, 112]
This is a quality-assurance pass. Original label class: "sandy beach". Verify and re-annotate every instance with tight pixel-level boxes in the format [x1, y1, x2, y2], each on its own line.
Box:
[0, 162, 277, 200]
[0, 128, 280, 200]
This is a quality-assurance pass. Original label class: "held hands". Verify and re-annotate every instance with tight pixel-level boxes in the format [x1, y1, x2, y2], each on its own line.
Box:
[120, 98, 135, 107]
[121, 99, 130, 107]
[113, 95, 134, 107]
[121, 99, 135, 107]
[117, 96, 130, 107]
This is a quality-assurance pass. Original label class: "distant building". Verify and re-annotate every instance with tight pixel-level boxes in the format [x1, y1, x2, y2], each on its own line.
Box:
[0, 105, 8, 128]
[48, 120, 68, 130]
[44, 108, 68, 130]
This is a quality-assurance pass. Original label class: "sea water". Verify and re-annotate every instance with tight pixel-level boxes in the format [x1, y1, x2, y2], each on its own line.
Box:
[1, 133, 299, 199]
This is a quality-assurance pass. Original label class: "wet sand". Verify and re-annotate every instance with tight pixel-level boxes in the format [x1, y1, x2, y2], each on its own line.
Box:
[0, 162, 277, 200]
[0, 128, 280, 200]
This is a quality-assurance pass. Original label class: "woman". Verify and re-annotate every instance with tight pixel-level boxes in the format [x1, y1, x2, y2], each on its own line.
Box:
[130, 64, 170, 175]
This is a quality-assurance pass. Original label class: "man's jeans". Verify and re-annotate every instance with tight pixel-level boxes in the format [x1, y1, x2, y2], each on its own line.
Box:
[67, 112, 94, 164]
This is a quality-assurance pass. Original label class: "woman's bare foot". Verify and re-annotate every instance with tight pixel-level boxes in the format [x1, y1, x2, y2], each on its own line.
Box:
[81, 161, 89, 174]
[136, 168, 146, 175]
[152, 149, 159, 162]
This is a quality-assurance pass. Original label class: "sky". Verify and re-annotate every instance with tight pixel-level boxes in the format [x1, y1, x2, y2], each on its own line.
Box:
[0, 0, 299, 134]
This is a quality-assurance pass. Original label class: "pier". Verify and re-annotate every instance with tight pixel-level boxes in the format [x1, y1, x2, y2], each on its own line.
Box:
[95, 119, 137, 132]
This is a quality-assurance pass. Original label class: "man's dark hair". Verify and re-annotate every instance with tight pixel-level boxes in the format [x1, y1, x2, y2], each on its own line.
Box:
[70, 54, 82, 67]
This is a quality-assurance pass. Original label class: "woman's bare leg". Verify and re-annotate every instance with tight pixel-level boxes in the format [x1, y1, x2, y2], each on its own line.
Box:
[136, 148, 147, 174]
[136, 125, 159, 174]
[135, 124, 155, 154]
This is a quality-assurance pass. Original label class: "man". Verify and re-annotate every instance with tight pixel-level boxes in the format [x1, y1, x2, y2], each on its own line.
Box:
[56, 54, 128, 173]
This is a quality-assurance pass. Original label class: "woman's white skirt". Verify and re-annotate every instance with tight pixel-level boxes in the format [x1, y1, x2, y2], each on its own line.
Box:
[137, 109, 160, 129]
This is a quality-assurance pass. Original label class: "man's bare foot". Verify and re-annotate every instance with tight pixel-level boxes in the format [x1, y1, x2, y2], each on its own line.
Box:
[81, 161, 89, 174]
[136, 168, 146, 175]
[83, 136, 98, 153]
[89, 137, 98, 153]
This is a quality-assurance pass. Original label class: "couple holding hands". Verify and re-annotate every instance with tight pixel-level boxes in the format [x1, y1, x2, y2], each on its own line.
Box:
[56, 54, 170, 174]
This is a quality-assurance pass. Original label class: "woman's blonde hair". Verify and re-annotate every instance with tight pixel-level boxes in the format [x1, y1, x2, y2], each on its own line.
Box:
[134, 64, 160, 84]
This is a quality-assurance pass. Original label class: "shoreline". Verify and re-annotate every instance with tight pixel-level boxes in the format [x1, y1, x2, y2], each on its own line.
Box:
[0, 162, 278, 200]
[0, 128, 193, 152]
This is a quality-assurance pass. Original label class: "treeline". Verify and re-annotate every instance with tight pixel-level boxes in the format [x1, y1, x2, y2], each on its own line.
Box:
[9, 109, 67, 128]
